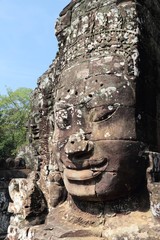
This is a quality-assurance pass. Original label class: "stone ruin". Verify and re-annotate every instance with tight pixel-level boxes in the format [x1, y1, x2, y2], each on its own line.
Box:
[1, 0, 160, 239]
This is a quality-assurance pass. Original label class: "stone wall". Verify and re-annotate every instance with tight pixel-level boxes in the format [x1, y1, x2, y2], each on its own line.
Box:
[137, 0, 160, 150]
[4, 0, 160, 239]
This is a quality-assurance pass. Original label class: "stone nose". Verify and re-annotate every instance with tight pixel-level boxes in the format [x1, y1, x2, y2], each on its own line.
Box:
[64, 133, 94, 155]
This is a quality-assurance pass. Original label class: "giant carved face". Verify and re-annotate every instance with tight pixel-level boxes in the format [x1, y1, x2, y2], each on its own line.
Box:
[53, 57, 147, 201]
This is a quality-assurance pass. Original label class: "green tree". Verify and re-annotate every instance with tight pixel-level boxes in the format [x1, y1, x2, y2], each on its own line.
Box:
[0, 87, 32, 161]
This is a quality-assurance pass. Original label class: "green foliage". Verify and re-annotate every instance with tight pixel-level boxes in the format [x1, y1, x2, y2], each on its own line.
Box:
[0, 87, 32, 161]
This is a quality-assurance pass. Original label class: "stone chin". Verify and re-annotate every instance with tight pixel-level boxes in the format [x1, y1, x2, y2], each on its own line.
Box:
[63, 167, 104, 200]
[63, 164, 146, 201]
[64, 173, 97, 199]
[63, 170, 122, 201]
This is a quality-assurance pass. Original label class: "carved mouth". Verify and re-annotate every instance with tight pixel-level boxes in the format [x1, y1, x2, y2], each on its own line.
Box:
[65, 157, 108, 170]
[64, 159, 108, 181]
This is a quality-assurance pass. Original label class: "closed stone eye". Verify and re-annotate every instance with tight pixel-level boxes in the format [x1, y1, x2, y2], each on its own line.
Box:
[93, 106, 118, 122]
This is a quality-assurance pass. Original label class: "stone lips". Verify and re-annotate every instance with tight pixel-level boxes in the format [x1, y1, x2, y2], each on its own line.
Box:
[64, 157, 108, 181]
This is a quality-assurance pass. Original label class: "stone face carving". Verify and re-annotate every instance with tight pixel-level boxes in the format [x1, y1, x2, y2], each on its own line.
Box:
[5, 0, 160, 239]
[0, 156, 32, 238]
[24, 0, 160, 210]
[8, 173, 48, 220]
[54, 79, 147, 200]
[53, 0, 149, 202]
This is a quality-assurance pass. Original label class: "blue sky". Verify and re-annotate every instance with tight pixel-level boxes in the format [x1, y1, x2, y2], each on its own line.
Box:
[0, 0, 70, 95]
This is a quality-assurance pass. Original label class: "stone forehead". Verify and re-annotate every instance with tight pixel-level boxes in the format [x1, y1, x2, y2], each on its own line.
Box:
[55, 61, 135, 107]
[55, 84, 135, 108]
[59, 55, 129, 79]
